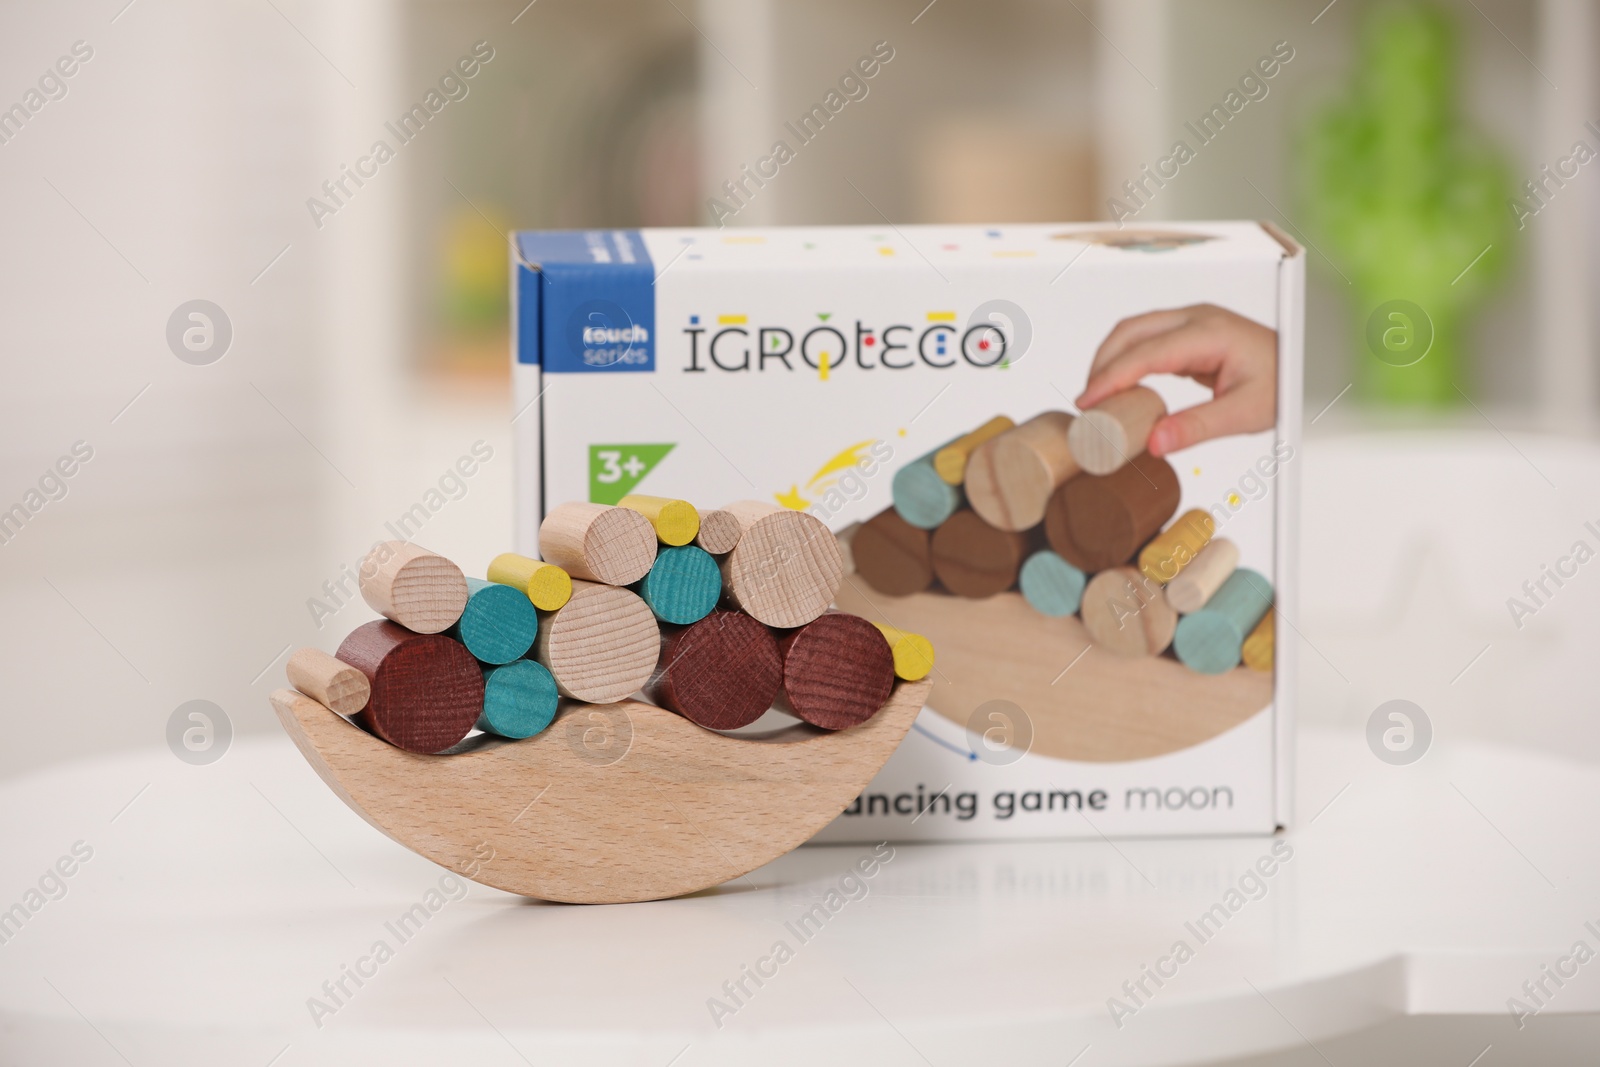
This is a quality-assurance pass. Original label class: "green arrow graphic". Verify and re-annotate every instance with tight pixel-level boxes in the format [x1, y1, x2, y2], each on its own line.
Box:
[589, 443, 676, 505]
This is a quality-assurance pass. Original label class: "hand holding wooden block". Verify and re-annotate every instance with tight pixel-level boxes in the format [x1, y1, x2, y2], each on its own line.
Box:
[1068, 385, 1166, 475]
[775, 613, 896, 730]
[286, 648, 370, 717]
[335, 620, 484, 753]
[539, 502, 658, 586]
[934, 415, 1015, 485]
[534, 580, 660, 703]
[851, 507, 934, 597]
[646, 610, 782, 730]
[487, 552, 573, 611]
[719, 500, 843, 628]
[620, 494, 700, 547]
[964, 411, 1079, 531]
[1164, 538, 1240, 614]
[358, 541, 469, 634]
[1080, 566, 1177, 658]
[1045, 452, 1180, 571]
[1139, 509, 1216, 585]
[929, 508, 1029, 598]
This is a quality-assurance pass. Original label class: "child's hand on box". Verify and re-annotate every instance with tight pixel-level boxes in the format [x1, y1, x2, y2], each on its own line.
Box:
[1075, 304, 1277, 457]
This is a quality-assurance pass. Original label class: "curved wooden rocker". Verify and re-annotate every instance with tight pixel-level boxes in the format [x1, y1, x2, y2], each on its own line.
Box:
[834, 584, 1270, 762]
[270, 679, 930, 904]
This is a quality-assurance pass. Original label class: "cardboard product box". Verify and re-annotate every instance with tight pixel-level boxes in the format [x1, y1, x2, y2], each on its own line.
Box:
[511, 222, 1303, 841]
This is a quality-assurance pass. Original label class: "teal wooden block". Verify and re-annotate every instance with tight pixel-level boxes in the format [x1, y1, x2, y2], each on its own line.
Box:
[452, 576, 539, 665]
[477, 660, 559, 739]
[1173, 568, 1273, 675]
[1018, 550, 1086, 617]
[891, 438, 964, 529]
[634, 545, 721, 625]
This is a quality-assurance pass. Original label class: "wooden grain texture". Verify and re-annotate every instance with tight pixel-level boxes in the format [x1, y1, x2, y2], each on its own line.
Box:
[487, 552, 573, 612]
[646, 610, 782, 730]
[719, 500, 844, 628]
[539, 502, 658, 586]
[634, 545, 721, 625]
[851, 507, 933, 597]
[1164, 538, 1240, 614]
[871, 622, 935, 682]
[270, 678, 931, 903]
[452, 577, 540, 665]
[835, 521, 859, 576]
[620, 494, 700, 547]
[1067, 385, 1166, 475]
[1173, 567, 1273, 675]
[534, 580, 660, 703]
[694, 509, 743, 555]
[357, 541, 469, 634]
[776, 613, 896, 731]
[1045, 452, 1180, 571]
[335, 621, 484, 754]
[1139, 508, 1216, 585]
[286, 648, 369, 717]
[1017, 549, 1086, 618]
[934, 415, 1015, 485]
[1242, 612, 1274, 673]
[964, 411, 1079, 532]
[1080, 566, 1178, 658]
[890, 442, 964, 530]
[478, 660, 560, 739]
[834, 584, 1269, 762]
[929, 508, 1029, 598]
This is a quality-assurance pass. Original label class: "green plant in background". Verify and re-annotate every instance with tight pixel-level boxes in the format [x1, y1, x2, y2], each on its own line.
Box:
[1298, 3, 1514, 405]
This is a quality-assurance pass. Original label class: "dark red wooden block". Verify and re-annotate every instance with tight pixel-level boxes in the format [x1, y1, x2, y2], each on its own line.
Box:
[335, 620, 484, 754]
[647, 610, 782, 731]
[775, 613, 896, 731]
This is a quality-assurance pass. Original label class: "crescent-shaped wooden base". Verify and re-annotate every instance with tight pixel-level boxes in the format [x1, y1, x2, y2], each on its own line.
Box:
[270, 679, 930, 904]
[834, 585, 1269, 762]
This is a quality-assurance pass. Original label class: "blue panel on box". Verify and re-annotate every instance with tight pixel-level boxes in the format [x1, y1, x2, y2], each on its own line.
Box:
[515, 230, 656, 374]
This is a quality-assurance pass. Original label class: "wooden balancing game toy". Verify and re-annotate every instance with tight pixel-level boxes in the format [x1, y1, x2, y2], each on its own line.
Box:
[272, 495, 933, 904]
[838, 391, 1275, 764]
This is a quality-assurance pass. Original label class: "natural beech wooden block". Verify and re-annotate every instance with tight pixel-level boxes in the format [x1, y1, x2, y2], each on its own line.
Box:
[478, 660, 560, 739]
[1164, 538, 1240, 614]
[634, 545, 721, 625]
[934, 415, 1015, 485]
[1045, 452, 1180, 571]
[1080, 566, 1177, 658]
[871, 622, 935, 682]
[851, 507, 933, 597]
[1067, 385, 1167, 475]
[694, 508, 743, 555]
[775, 613, 896, 730]
[1017, 550, 1086, 618]
[1139, 509, 1217, 585]
[539, 502, 658, 586]
[890, 440, 964, 529]
[487, 552, 573, 612]
[358, 541, 469, 634]
[335, 620, 484, 754]
[619, 494, 700, 547]
[1242, 613, 1274, 674]
[534, 580, 660, 703]
[286, 648, 370, 717]
[1173, 568, 1273, 675]
[964, 411, 1079, 532]
[719, 500, 844, 628]
[929, 508, 1030, 599]
[646, 610, 782, 730]
[452, 577, 540, 665]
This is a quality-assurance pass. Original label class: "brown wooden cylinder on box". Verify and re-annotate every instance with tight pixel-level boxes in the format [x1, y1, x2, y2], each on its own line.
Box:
[929, 508, 1030, 598]
[851, 507, 934, 597]
[1045, 452, 1181, 572]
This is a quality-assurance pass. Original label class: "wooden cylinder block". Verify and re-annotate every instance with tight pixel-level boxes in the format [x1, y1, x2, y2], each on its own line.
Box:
[1045, 452, 1180, 572]
[335, 621, 484, 753]
[646, 610, 782, 730]
[286, 648, 370, 717]
[1173, 568, 1273, 675]
[487, 552, 573, 612]
[620, 494, 700, 547]
[1067, 385, 1167, 475]
[1164, 538, 1240, 614]
[891, 441, 964, 529]
[872, 622, 935, 682]
[1242, 613, 1274, 673]
[694, 509, 743, 555]
[929, 509, 1028, 599]
[775, 613, 896, 731]
[478, 660, 560, 739]
[934, 415, 1015, 485]
[851, 508, 933, 597]
[534, 580, 660, 703]
[1018, 550, 1086, 617]
[358, 541, 469, 634]
[1080, 567, 1177, 658]
[452, 577, 540, 665]
[634, 545, 721, 625]
[1139, 509, 1216, 586]
[719, 500, 844, 628]
[538, 502, 658, 586]
[964, 411, 1079, 532]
